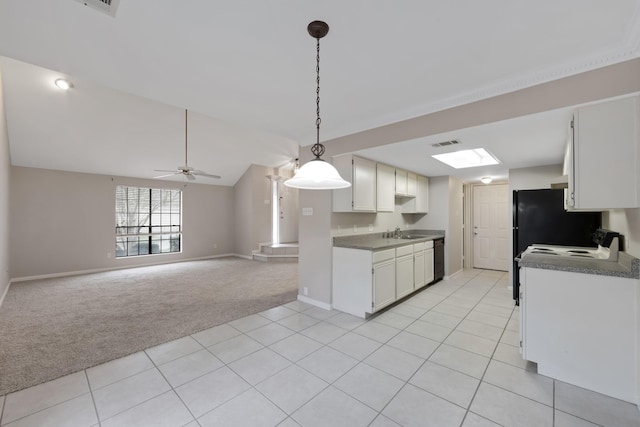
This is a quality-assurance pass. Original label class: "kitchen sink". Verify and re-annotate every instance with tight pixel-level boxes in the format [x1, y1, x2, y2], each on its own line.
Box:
[400, 235, 426, 240]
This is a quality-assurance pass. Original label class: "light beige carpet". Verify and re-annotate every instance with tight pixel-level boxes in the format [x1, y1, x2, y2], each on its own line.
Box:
[0, 257, 298, 395]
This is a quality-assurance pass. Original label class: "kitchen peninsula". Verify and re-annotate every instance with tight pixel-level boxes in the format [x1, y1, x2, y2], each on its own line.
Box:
[518, 250, 640, 405]
[332, 230, 444, 318]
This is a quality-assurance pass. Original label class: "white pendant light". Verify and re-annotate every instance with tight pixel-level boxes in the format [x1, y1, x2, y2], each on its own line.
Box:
[285, 21, 351, 190]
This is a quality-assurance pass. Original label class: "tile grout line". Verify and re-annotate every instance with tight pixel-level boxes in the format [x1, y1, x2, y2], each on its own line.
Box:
[143, 348, 201, 426]
[0, 388, 93, 426]
[456, 276, 510, 426]
[84, 370, 102, 427]
[369, 270, 497, 425]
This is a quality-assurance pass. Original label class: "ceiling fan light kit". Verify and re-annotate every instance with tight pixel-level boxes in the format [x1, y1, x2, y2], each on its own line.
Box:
[154, 110, 221, 181]
[285, 21, 351, 190]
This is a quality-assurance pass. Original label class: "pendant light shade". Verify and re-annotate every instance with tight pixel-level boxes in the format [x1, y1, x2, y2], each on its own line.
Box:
[284, 158, 351, 190]
[285, 21, 351, 190]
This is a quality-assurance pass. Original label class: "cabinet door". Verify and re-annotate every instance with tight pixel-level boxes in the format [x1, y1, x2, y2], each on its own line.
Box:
[373, 259, 396, 311]
[395, 169, 408, 196]
[396, 254, 414, 299]
[424, 248, 434, 285]
[572, 95, 640, 209]
[376, 163, 395, 212]
[415, 175, 429, 213]
[407, 172, 417, 197]
[414, 250, 425, 289]
[353, 156, 377, 212]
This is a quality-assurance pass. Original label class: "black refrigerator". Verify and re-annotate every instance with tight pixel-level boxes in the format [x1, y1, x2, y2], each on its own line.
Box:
[512, 189, 601, 303]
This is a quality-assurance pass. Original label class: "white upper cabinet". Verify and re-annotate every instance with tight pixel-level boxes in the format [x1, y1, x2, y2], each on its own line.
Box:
[569, 95, 640, 209]
[402, 175, 429, 213]
[395, 169, 408, 196]
[376, 163, 395, 212]
[333, 154, 377, 212]
[396, 169, 418, 198]
[407, 172, 417, 197]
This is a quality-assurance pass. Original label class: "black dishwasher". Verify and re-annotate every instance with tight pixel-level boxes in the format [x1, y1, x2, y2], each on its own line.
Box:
[433, 238, 444, 282]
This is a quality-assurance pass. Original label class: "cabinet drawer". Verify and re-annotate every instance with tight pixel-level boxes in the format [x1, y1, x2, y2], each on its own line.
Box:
[413, 242, 425, 252]
[373, 248, 395, 263]
[424, 240, 434, 249]
[396, 244, 413, 257]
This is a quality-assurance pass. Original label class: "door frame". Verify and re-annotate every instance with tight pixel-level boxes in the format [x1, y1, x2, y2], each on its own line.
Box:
[463, 181, 509, 270]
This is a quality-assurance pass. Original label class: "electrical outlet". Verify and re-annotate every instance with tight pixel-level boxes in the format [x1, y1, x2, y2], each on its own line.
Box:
[353, 224, 358, 232]
[303, 287, 308, 296]
[213, 243, 218, 249]
[368, 224, 374, 231]
[107, 252, 111, 259]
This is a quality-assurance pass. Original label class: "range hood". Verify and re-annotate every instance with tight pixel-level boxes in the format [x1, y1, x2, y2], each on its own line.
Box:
[550, 175, 568, 189]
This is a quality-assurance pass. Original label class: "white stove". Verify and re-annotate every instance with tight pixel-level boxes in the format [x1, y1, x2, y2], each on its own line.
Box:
[522, 229, 620, 262]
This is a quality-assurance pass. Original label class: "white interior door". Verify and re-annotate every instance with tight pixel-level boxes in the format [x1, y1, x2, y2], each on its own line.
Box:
[473, 184, 510, 271]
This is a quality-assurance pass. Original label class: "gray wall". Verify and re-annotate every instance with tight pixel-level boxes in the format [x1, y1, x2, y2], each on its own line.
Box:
[447, 176, 464, 276]
[605, 209, 640, 258]
[298, 189, 332, 305]
[233, 166, 254, 257]
[0, 71, 10, 300]
[233, 164, 297, 258]
[10, 167, 235, 279]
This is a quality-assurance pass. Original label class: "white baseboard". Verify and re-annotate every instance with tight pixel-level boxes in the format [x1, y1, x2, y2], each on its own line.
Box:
[10, 253, 238, 283]
[445, 268, 463, 280]
[232, 253, 254, 260]
[0, 280, 10, 309]
[297, 294, 332, 311]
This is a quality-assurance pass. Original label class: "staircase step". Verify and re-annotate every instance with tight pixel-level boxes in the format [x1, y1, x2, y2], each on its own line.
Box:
[253, 253, 298, 263]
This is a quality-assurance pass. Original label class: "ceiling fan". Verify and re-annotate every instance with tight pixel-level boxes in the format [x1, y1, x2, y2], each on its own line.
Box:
[154, 109, 221, 181]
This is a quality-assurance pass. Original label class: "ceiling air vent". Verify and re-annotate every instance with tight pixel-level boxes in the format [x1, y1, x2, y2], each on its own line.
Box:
[431, 139, 460, 148]
[74, 0, 120, 17]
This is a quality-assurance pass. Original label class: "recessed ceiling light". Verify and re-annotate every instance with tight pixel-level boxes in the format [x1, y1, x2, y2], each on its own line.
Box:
[54, 78, 74, 90]
[432, 148, 500, 169]
[481, 177, 493, 184]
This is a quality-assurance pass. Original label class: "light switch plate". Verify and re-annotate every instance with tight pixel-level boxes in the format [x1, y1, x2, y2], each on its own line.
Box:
[302, 207, 313, 216]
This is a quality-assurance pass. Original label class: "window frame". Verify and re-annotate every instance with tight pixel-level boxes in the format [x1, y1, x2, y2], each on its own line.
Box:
[115, 185, 183, 258]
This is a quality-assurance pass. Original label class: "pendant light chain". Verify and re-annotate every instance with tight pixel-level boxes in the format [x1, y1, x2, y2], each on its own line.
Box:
[283, 20, 351, 190]
[311, 37, 325, 159]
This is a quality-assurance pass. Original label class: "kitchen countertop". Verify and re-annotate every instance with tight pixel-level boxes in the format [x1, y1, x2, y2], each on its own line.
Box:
[333, 229, 445, 251]
[518, 251, 640, 279]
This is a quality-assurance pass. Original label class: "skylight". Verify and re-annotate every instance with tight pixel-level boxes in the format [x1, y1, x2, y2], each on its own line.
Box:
[431, 148, 500, 169]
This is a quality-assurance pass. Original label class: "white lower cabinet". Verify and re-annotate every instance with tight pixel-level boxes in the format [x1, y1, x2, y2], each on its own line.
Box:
[424, 245, 434, 286]
[333, 240, 438, 318]
[520, 267, 639, 403]
[373, 256, 396, 311]
[413, 243, 425, 290]
[396, 245, 414, 299]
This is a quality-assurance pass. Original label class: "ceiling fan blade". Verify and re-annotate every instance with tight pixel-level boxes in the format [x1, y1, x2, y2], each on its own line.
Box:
[155, 169, 179, 173]
[186, 173, 196, 181]
[192, 172, 221, 179]
[154, 172, 181, 179]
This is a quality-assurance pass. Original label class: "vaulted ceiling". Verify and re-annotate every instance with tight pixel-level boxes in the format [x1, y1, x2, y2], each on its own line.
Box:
[1, 1, 639, 185]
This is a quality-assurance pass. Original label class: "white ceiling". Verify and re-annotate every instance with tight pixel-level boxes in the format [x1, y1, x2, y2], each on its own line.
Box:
[0, 1, 639, 185]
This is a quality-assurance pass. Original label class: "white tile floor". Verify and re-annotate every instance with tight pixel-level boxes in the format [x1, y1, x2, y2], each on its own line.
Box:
[1, 269, 639, 427]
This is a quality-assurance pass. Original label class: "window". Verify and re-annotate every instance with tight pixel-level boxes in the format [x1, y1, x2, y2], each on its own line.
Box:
[115, 185, 182, 258]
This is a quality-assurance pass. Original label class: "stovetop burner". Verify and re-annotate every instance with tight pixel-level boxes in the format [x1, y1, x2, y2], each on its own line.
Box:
[522, 229, 621, 263]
